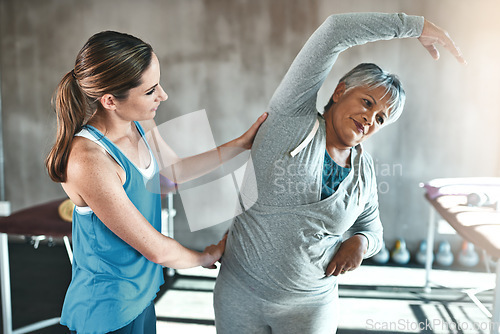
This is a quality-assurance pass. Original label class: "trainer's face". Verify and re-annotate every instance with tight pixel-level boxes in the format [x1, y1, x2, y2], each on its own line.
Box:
[325, 83, 390, 149]
[112, 53, 168, 121]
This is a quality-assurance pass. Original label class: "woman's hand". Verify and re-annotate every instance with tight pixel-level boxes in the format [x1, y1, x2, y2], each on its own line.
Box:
[418, 19, 467, 64]
[235, 112, 268, 150]
[325, 234, 368, 277]
[201, 234, 228, 269]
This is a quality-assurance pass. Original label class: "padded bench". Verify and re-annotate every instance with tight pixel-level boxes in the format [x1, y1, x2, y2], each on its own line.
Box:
[0, 198, 72, 334]
[422, 178, 500, 334]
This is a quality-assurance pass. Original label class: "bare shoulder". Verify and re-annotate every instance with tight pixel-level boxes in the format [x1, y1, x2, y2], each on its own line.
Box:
[63, 137, 124, 205]
[67, 137, 115, 178]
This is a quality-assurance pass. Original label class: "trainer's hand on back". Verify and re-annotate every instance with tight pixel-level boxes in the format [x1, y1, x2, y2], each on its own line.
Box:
[418, 19, 467, 64]
[201, 234, 228, 269]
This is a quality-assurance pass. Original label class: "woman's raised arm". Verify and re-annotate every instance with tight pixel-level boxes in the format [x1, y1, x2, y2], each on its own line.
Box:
[268, 13, 464, 118]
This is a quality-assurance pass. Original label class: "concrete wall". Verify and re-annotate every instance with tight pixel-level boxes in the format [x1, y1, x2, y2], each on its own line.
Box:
[1, 0, 499, 254]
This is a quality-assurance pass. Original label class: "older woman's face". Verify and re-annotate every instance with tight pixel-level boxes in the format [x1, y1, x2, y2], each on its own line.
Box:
[326, 83, 390, 149]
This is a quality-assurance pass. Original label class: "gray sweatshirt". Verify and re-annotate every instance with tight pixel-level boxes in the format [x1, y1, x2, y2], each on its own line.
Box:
[223, 12, 425, 305]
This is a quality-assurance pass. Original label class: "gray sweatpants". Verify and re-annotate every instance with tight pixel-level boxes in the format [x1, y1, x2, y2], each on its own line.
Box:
[214, 267, 339, 334]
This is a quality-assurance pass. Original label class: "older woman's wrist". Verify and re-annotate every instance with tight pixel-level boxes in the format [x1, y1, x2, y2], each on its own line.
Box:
[352, 234, 369, 254]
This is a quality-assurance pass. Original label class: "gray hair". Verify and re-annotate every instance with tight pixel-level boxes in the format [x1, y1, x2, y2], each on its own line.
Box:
[325, 63, 406, 124]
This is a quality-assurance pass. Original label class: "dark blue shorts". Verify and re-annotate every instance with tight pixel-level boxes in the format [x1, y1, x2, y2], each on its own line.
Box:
[69, 302, 156, 334]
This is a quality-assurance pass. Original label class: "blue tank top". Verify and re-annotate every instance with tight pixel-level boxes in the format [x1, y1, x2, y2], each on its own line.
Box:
[321, 149, 351, 200]
[61, 122, 164, 333]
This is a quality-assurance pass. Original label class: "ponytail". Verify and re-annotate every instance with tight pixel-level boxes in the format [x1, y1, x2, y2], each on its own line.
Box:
[45, 70, 88, 182]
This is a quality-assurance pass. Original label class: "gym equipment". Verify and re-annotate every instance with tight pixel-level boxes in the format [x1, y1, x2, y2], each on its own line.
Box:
[422, 177, 500, 334]
[0, 199, 72, 334]
[391, 238, 410, 265]
[435, 240, 454, 267]
[371, 241, 390, 264]
[458, 241, 480, 268]
[416, 240, 433, 266]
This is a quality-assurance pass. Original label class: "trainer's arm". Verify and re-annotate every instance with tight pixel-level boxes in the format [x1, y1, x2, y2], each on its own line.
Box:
[65, 143, 225, 269]
[141, 112, 267, 184]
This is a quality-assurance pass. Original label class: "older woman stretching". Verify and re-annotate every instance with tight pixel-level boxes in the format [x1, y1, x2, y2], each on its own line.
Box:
[214, 12, 465, 334]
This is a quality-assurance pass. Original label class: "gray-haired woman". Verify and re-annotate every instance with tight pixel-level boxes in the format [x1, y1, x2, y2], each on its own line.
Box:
[214, 12, 464, 333]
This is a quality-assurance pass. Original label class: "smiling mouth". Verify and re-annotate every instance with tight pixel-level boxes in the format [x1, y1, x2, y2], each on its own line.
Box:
[352, 119, 364, 134]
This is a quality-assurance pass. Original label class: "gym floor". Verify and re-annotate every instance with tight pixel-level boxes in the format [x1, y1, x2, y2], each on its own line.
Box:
[0, 240, 496, 334]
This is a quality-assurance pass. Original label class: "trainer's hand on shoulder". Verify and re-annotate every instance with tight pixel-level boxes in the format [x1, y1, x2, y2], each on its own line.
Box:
[201, 234, 228, 269]
[236, 112, 268, 150]
[418, 19, 467, 64]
